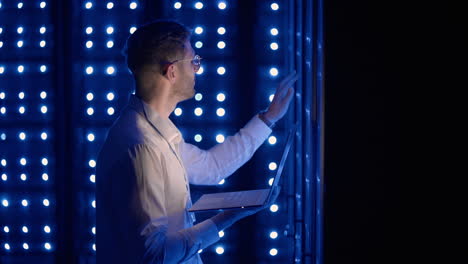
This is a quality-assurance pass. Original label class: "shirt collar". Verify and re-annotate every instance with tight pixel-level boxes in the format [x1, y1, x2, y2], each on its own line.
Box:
[127, 94, 182, 144]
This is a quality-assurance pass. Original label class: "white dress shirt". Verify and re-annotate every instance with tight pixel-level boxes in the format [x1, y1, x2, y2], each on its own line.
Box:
[96, 94, 272, 263]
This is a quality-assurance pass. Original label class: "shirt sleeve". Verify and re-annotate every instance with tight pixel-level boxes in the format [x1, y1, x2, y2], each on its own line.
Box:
[129, 144, 220, 263]
[180, 114, 272, 185]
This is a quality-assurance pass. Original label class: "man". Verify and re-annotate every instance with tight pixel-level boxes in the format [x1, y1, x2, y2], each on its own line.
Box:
[96, 19, 298, 263]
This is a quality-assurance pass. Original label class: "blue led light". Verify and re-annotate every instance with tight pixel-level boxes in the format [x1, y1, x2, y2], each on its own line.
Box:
[89, 160, 96, 168]
[269, 94, 275, 102]
[217, 67, 226, 75]
[217, 27, 226, 35]
[218, 2, 227, 10]
[3, 226, 9, 233]
[40, 27, 46, 34]
[20, 158, 27, 166]
[42, 173, 49, 181]
[40, 1, 46, 8]
[107, 40, 114, 48]
[269, 67, 279, 77]
[269, 231, 278, 239]
[217, 41, 226, 49]
[86, 66, 94, 75]
[106, 66, 115, 75]
[87, 107, 94, 115]
[86, 92, 94, 101]
[269, 162, 277, 170]
[44, 242, 52, 250]
[194, 107, 203, 116]
[129, 2, 138, 9]
[18, 2, 23, 9]
[107, 2, 114, 9]
[216, 93, 226, 102]
[19, 132, 26, 140]
[218, 179, 225, 185]
[20, 174, 27, 181]
[218, 230, 225, 237]
[194, 26, 203, 35]
[269, 248, 278, 256]
[21, 199, 29, 207]
[23, 243, 29, 250]
[216, 134, 225, 143]
[90, 174, 96, 183]
[1, 174, 6, 181]
[40, 40, 46, 47]
[195, 2, 203, 9]
[2, 199, 8, 207]
[44, 225, 51, 233]
[0, 66, 4, 74]
[92, 200, 96, 208]
[41, 132, 48, 140]
[216, 108, 225, 117]
[85, 2, 93, 9]
[195, 41, 203, 48]
[17, 27, 24, 34]
[17, 40, 24, 48]
[268, 136, 277, 145]
[22, 226, 28, 233]
[174, 2, 182, 9]
[194, 134, 202, 142]
[1, 159, 6, 166]
[130, 27, 137, 34]
[270, 204, 279, 212]
[40, 65, 47, 72]
[86, 27, 93, 34]
[196, 66, 204, 75]
[4, 243, 10, 251]
[106, 92, 115, 101]
[174, 107, 182, 116]
[86, 41, 93, 49]
[41, 105, 48, 114]
[269, 178, 274, 186]
[43, 198, 50, 207]
[107, 107, 115, 115]
[87, 133, 95, 142]
[19, 106, 26, 114]
[194, 93, 203, 101]
[42, 158, 49, 166]
[270, 42, 279, 50]
[270, 28, 279, 36]
[271, 3, 279, 10]
[0, 92, 4, 99]
[106, 26, 114, 34]
[215, 246, 224, 254]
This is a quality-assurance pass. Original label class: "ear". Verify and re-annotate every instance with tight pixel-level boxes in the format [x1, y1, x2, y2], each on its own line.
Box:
[166, 64, 177, 84]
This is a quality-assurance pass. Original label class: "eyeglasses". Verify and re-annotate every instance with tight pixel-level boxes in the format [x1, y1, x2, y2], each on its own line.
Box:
[162, 55, 202, 73]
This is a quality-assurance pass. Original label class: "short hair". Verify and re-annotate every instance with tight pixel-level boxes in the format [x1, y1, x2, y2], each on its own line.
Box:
[123, 19, 192, 75]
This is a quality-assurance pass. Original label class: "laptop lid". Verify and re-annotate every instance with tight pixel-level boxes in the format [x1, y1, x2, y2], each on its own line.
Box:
[266, 124, 297, 199]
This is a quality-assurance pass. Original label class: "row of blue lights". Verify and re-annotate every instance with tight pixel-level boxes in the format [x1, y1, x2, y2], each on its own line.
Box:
[83, 26, 137, 35]
[173, 1, 228, 10]
[0, 2, 47, 9]
[3, 225, 52, 233]
[0, 106, 50, 115]
[1, 173, 50, 182]
[83, 1, 139, 10]
[0, 26, 48, 34]
[0, 65, 49, 73]
[1, 158, 50, 166]
[1, 198, 51, 207]
[0, 92, 49, 100]
[0, 40, 47, 48]
[2, 242, 53, 251]
[0, 131, 49, 140]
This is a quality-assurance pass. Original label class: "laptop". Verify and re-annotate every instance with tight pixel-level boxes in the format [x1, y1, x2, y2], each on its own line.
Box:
[188, 125, 296, 212]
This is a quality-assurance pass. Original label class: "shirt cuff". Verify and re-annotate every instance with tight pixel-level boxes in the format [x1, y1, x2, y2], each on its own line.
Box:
[190, 219, 220, 249]
[248, 114, 273, 138]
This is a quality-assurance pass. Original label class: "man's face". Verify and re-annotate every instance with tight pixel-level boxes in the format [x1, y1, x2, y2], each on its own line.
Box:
[172, 41, 197, 101]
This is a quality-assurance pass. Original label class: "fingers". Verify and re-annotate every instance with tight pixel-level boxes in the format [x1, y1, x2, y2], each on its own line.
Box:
[277, 72, 298, 97]
[280, 71, 297, 87]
